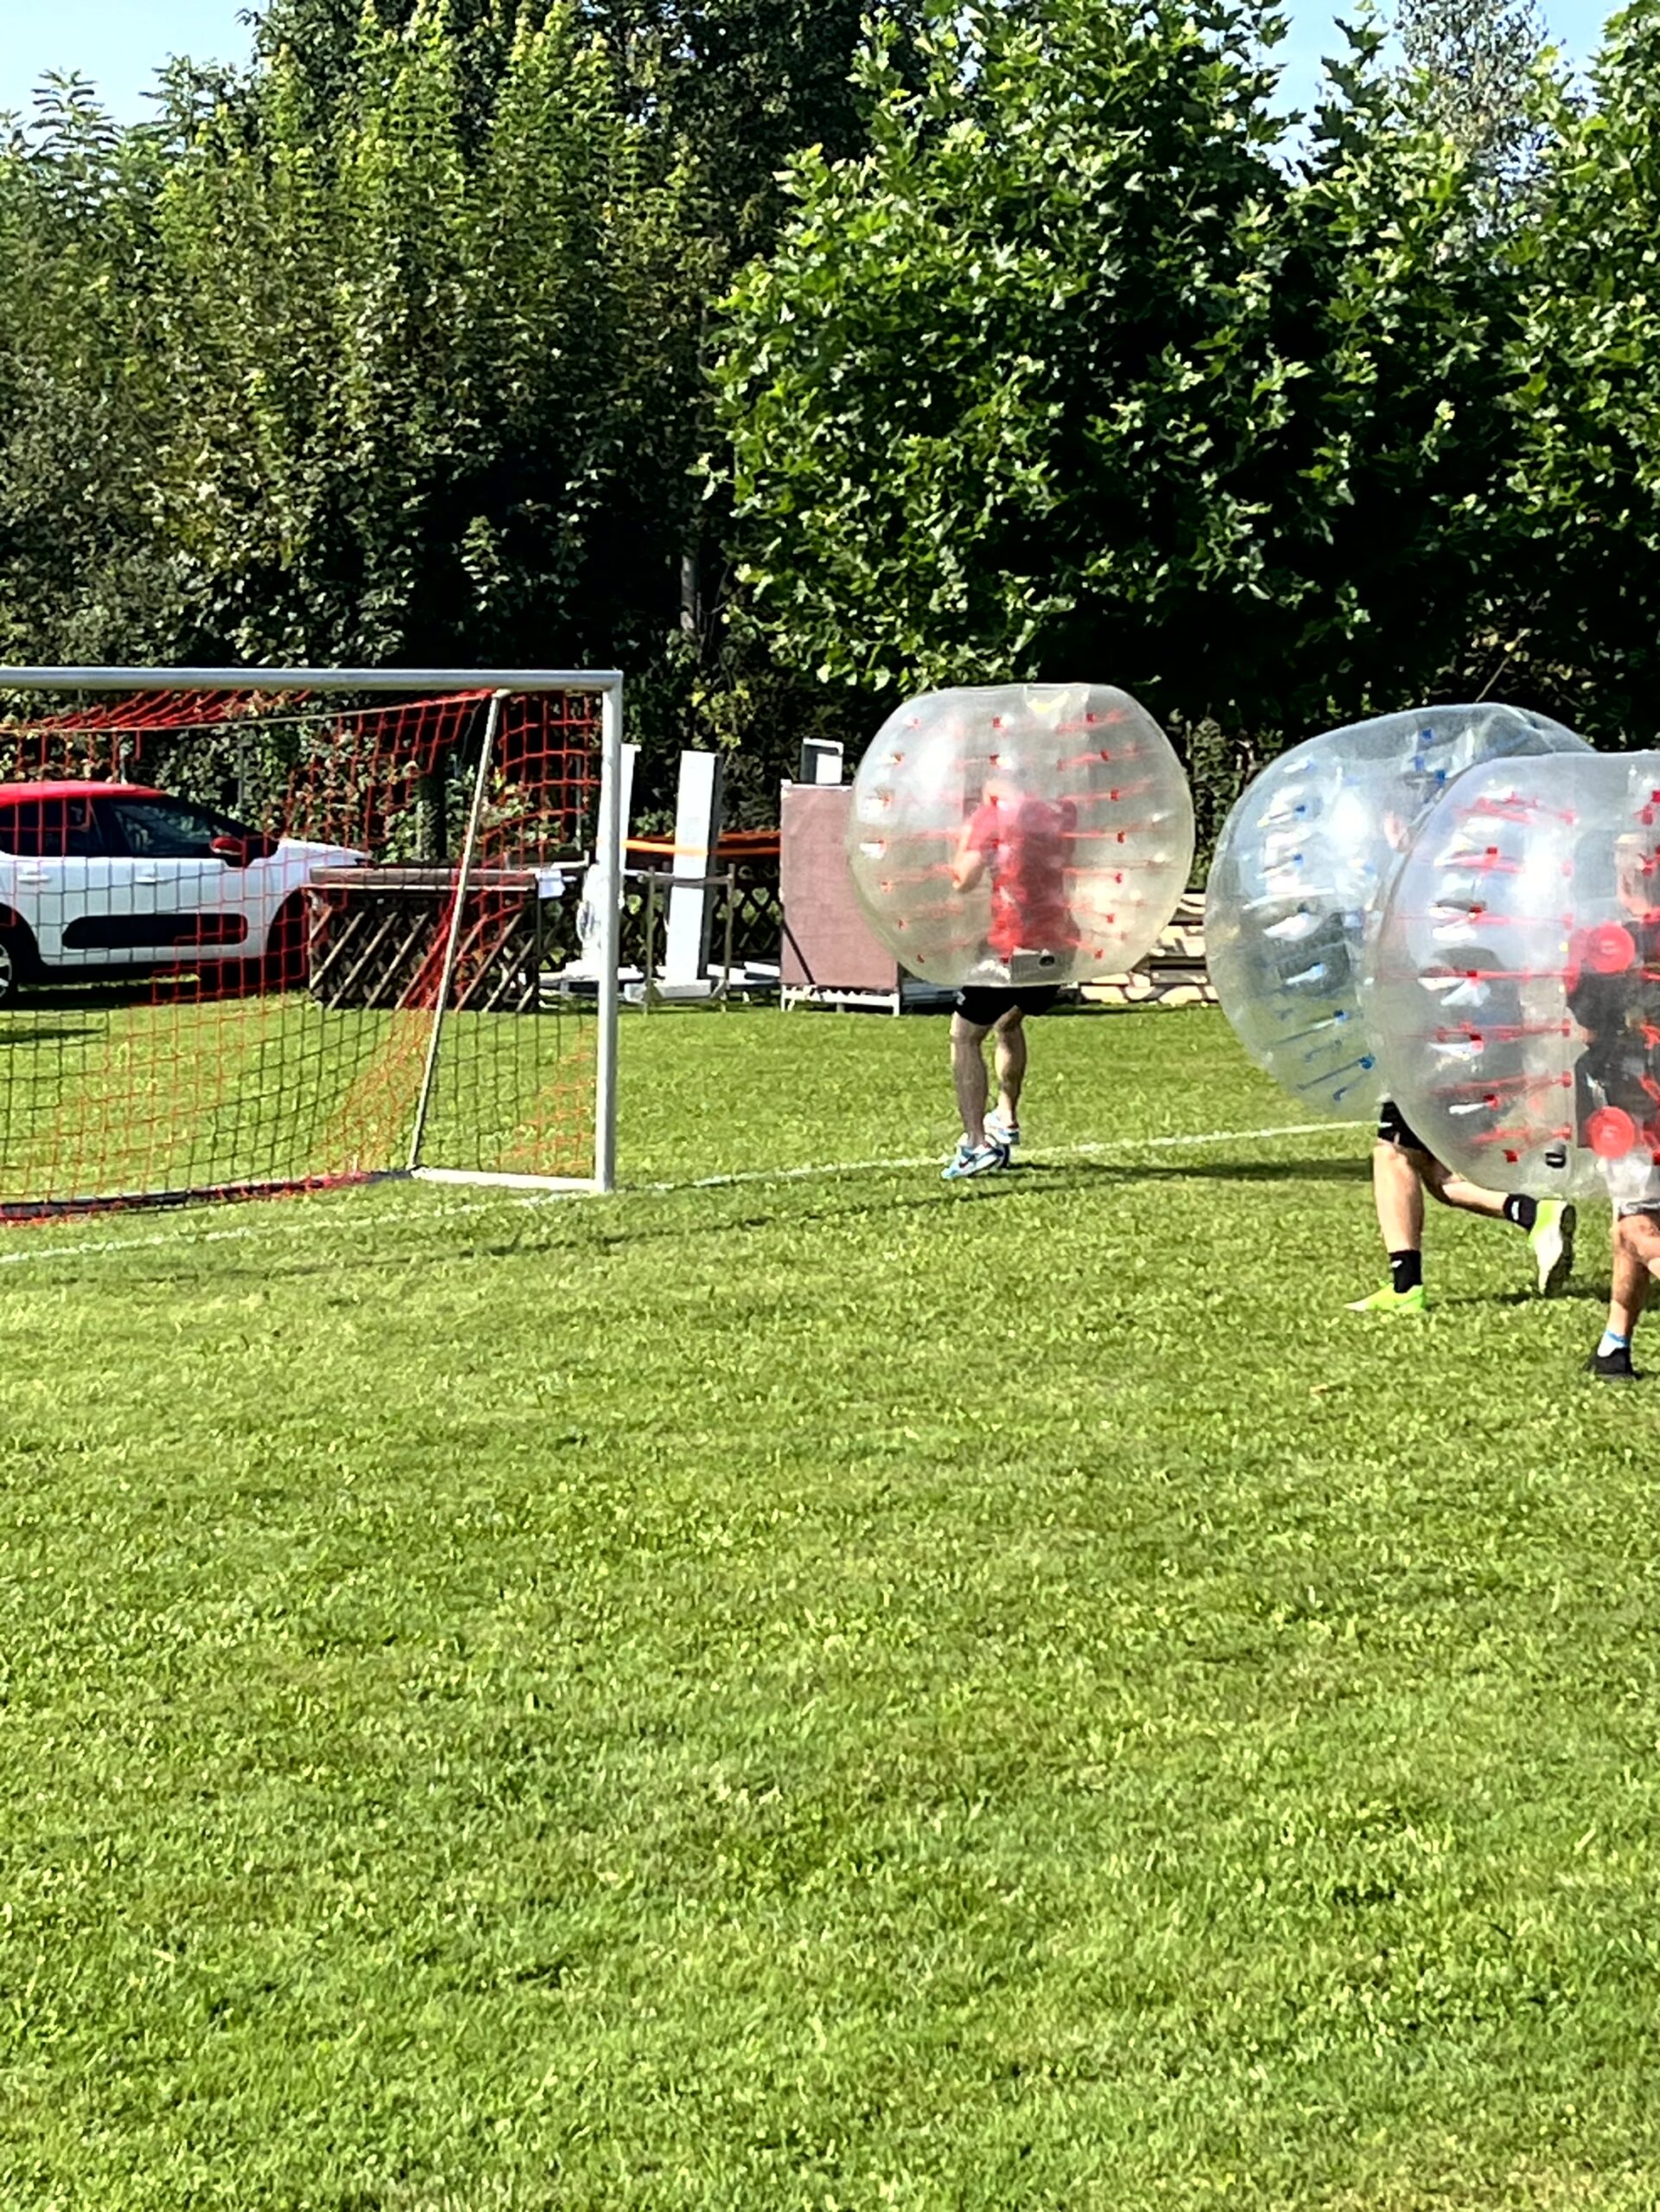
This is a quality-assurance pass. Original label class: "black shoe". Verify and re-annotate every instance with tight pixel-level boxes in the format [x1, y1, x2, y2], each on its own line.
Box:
[1586, 1344, 1639, 1382]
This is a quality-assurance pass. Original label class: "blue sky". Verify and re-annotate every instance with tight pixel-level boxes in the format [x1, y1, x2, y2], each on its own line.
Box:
[0, 0, 1621, 124]
[2, 1, 255, 119]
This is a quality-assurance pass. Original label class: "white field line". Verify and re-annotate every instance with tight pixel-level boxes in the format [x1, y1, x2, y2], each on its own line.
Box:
[637, 1118, 1358, 1195]
[0, 1118, 1361, 1270]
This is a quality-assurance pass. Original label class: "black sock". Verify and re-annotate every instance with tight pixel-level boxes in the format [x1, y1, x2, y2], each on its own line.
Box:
[1503, 1193, 1538, 1230]
[1390, 1249, 1423, 1295]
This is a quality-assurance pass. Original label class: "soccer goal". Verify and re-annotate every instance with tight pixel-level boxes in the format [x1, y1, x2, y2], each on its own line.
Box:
[0, 666, 624, 1217]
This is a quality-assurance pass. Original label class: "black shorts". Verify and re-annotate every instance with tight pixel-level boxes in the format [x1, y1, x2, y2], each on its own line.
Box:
[1377, 1097, 1430, 1154]
[953, 985, 1061, 1028]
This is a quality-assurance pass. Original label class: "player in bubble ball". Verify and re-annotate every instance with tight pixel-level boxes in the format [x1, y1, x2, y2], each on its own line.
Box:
[941, 759, 1078, 1181]
[1349, 794, 1576, 1313]
[1346, 1096, 1576, 1315]
[1571, 834, 1660, 1380]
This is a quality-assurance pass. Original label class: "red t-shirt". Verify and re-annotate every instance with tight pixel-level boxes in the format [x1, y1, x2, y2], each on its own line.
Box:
[964, 792, 1078, 957]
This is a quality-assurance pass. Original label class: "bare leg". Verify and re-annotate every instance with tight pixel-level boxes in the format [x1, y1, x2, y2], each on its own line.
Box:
[992, 1009, 1027, 1128]
[951, 1014, 992, 1144]
[1372, 1139, 1426, 1251]
[1419, 1157, 1511, 1219]
[1608, 1209, 1660, 1341]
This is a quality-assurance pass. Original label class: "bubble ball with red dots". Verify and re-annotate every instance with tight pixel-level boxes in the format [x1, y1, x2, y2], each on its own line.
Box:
[845, 683, 1194, 992]
[1364, 749, 1660, 1200]
[1205, 703, 1589, 1121]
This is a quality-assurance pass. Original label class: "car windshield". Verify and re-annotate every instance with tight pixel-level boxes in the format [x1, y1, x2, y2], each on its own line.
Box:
[102, 796, 256, 861]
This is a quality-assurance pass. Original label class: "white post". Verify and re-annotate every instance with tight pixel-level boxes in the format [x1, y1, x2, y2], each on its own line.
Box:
[617, 742, 638, 855]
[663, 749, 723, 988]
[594, 680, 625, 1193]
[574, 741, 637, 977]
[798, 738, 844, 785]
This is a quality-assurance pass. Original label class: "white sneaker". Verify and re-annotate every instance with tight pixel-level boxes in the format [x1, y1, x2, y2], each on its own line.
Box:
[984, 1111, 1021, 1150]
[942, 1138, 1011, 1181]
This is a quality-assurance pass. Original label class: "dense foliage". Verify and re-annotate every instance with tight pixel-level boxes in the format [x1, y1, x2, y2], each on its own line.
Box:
[716, 1, 1528, 739]
[3, 0, 1660, 801]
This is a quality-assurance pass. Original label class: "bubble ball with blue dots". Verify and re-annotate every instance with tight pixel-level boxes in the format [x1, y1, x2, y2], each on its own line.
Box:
[1205, 704, 1588, 1119]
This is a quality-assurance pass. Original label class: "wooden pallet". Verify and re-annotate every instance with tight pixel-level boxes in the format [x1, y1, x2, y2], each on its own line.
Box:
[306, 867, 569, 1013]
[1078, 890, 1217, 1010]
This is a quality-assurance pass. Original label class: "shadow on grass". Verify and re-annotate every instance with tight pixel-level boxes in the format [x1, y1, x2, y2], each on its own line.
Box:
[1445, 1281, 1608, 1310]
[46, 1147, 1378, 1289]
[6, 984, 178, 1015]
[3, 976, 305, 1018]
[0, 1025, 110, 1046]
[1013, 1155, 1371, 1187]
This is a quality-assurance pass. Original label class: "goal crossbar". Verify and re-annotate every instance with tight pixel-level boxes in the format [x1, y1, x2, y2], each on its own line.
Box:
[0, 666, 622, 694]
[0, 666, 626, 1204]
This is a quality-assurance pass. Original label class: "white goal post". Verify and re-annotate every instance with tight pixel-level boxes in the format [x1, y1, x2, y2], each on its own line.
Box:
[0, 665, 626, 1205]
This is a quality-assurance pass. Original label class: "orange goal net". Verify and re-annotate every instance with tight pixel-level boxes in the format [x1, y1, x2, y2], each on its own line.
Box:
[0, 669, 624, 1217]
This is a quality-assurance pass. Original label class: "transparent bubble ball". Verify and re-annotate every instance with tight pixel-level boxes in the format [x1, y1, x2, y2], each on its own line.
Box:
[1365, 748, 1660, 1199]
[846, 683, 1195, 991]
[1205, 703, 1589, 1117]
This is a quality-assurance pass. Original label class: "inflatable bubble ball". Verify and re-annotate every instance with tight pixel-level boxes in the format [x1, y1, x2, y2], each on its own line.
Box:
[1365, 748, 1660, 1200]
[845, 683, 1195, 992]
[1205, 703, 1588, 1118]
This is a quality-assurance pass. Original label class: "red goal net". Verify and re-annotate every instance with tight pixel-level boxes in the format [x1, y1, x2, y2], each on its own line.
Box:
[0, 679, 611, 1217]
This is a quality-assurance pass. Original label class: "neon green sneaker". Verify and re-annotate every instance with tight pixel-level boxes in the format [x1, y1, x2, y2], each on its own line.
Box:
[1529, 1198, 1576, 1297]
[1345, 1283, 1428, 1315]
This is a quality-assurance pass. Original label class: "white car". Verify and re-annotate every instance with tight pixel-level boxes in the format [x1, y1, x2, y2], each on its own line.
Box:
[0, 781, 365, 1001]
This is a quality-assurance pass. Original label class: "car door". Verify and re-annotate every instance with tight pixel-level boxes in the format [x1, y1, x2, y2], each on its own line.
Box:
[0, 794, 111, 967]
[88, 794, 258, 964]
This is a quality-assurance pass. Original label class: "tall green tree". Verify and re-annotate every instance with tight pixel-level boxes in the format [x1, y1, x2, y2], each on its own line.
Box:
[221, 0, 909, 777]
[1395, 0, 1552, 197]
[149, 0, 700, 666]
[712, 0, 1517, 741]
[1500, 0, 1660, 741]
[0, 0, 923, 785]
[1273, 19, 1530, 709]
[0, 81, 186, 663]
[0, 4, 710, 683]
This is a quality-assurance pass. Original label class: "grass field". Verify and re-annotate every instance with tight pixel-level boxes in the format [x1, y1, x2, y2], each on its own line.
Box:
[2, 1003, 1657, 2211]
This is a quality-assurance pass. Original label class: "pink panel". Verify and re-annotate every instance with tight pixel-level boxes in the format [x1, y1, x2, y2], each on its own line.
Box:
[780, 785, 900, 992]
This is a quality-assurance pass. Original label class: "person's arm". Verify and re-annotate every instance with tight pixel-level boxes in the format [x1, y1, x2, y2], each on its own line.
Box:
[951, 807, 991, 893]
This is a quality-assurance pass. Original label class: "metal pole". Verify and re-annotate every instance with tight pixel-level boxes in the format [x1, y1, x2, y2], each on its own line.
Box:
[407, 691, 506, 1173]
[642, 869, 658, 1015]
[594, 682, 624, 1193]
[722, 869, 735, 1008]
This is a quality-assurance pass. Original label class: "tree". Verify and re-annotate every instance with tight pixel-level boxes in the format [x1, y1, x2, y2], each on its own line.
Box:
[0, 79, 188, 664]
[712, 0, 1518, 747]
[147, 0, 692, 666]
[1394, 0, 1552, 204]
[0, 5, 711, 688]
[0, 0, 924, 789]
[1500, 0, 1660, 741]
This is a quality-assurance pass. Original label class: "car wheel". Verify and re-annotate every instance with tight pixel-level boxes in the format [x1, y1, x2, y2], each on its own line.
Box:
[0, 922, 39, 1007]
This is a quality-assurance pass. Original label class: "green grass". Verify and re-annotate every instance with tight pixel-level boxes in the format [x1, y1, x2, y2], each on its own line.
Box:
[0, 1005, 1656, 2211]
